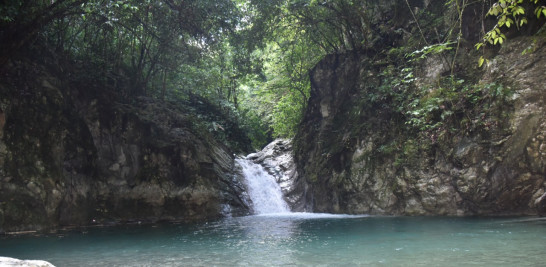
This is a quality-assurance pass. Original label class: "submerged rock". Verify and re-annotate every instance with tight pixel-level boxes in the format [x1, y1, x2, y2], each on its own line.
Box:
[0, 257, 55, 267]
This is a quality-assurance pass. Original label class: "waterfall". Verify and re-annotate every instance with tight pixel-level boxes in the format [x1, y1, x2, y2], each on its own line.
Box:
[236, 158, 290, 214]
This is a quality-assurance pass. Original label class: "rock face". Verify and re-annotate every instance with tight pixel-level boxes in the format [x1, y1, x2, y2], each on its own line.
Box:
[246, 139, 307, 211]
[294, 36, 546, 216]
[0, 59, 249, 232]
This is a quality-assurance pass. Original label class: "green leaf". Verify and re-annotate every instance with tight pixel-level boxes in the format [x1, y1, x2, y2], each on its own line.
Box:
[478, 56, 485, 67]
[537, 7, 546, 18]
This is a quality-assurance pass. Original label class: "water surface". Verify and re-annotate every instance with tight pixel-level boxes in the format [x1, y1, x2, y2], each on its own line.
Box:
[1, 215, 545, 266]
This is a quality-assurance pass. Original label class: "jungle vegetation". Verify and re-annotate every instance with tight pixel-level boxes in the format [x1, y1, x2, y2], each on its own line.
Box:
[1, 0, 544, 149]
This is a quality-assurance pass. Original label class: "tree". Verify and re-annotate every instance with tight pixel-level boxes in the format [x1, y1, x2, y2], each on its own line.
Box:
[0, 0, 86, 66]
[237, 0, 390, 138]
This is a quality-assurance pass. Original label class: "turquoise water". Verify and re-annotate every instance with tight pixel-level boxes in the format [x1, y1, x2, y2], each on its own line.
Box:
[1, 214, 545, 266]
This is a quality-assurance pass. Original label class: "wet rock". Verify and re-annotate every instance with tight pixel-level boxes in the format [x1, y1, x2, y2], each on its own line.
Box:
[536, 192, 546, 216]
[246, 139, 307, 211]
[0, 109, 5, 139]
[0, 257, 55, 267]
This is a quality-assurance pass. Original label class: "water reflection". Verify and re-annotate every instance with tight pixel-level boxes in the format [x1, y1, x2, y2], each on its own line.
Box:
[209, 215, 304, 265]
[1, 216, 545, 266]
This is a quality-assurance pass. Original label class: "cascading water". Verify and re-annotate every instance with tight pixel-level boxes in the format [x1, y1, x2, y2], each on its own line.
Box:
[236, 158, 290, 214]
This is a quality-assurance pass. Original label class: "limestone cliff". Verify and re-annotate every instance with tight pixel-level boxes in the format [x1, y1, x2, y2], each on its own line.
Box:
[0, 57, 250, 232]
[294, 35, 546, 216]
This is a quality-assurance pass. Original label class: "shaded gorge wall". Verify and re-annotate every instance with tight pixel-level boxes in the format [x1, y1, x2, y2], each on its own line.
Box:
[0, 57, 251, 232]
[293, 36, 546, 216]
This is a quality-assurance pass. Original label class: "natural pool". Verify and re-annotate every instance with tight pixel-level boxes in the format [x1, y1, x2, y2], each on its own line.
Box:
[1, 214, 545, 266]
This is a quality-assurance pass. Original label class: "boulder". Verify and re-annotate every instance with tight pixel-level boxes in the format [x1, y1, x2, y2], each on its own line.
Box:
[0, 257, 55, 267]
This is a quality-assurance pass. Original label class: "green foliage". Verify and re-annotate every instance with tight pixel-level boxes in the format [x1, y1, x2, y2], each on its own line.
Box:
[0, 0, 271, 150]
[356, 58, 514, 167]
[255, 35, 317, 136]
[237, 0, 408, 138]
[368, 66, 415, 110]
[3, 0, 525, 151]
[1, 0, 246, 98]
[180, 95, 254, 153]
[476, 0, 546, 66]
[407, 42, 455, 61]
[271, 93, 307, 137]
[239, 108, 271, 150]
[0, 1, 21, 22]
[393, 140, 419, 167]
[404, 79, 513, 141]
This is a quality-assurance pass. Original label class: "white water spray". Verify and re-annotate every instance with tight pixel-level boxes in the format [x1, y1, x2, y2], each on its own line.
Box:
[236, 158, 290, 214]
